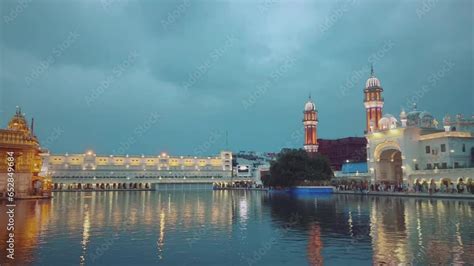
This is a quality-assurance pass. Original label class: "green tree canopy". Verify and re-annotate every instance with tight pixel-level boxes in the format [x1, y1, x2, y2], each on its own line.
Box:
[263, 149, 334, 188]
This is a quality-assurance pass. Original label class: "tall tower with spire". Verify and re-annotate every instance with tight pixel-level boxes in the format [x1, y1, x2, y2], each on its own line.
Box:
[363, 65, 384, 133]
[303, 95, 318, 154]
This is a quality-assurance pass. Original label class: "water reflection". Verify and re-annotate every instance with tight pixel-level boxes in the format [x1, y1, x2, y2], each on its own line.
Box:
[80, 204, 90, 265]
[157, 211, 165, 260]
[0, 202, 44, 263]
[0, 191, 472, 265]
[307, 224, 323, 266]
[264, 193, 474, 265]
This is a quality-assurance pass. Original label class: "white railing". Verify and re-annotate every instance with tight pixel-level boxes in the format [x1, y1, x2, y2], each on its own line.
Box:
[409, 167, 474, 176]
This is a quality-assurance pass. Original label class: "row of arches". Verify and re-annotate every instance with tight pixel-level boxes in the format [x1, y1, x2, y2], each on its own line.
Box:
[413, 177, 473, 193]
[53, 183, 152, 191]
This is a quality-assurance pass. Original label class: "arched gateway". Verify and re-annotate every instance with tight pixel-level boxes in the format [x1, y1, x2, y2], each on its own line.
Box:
[373, 142, 403, 185]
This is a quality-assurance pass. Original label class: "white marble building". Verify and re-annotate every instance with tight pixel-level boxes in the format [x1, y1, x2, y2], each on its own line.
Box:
[41, 150, 233, 189]
[364, 71, 474, 187]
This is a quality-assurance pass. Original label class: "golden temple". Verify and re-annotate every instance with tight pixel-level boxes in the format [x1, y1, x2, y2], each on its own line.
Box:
[0, 107, 51, 199]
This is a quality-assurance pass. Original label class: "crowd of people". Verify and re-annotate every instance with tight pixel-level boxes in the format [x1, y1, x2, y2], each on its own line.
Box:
[334, 179, 474, 195]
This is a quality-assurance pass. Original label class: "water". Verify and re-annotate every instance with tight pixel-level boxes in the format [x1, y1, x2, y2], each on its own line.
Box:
[1, 190, 473, 265]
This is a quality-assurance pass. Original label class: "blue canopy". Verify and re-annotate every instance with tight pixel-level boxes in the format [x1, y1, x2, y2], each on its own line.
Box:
[342, 162, 368, 173]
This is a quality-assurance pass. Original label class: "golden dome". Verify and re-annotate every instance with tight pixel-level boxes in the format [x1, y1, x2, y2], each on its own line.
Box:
[7, 106, 31, 133]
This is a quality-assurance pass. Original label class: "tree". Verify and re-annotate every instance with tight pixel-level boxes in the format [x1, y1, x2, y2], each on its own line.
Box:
[265, 149, 334, 188]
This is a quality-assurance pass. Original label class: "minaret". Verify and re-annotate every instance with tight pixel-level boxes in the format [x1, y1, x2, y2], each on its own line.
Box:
[303, 95, 318, 154]
[363, 65, 384, 133]
[400, 109, 407, 128]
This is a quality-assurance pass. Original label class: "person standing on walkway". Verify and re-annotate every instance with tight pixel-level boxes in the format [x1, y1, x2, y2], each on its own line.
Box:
[429, 180, 436, 195]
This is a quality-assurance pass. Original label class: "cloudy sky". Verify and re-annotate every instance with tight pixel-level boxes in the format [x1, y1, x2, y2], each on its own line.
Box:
[1, 0, 472, 155]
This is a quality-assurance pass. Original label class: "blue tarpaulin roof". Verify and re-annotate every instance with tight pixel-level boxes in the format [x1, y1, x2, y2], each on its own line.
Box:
[342, 162, 368, 173]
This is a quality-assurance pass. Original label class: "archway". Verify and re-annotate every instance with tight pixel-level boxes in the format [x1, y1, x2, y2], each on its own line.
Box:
[374, 148, 403, 185]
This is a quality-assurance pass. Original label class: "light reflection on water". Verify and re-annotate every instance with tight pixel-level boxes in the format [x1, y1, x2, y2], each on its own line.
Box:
[0, 191, 472, 265]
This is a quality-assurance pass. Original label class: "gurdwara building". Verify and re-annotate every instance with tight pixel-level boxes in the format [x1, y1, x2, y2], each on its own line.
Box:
[363, 67, 474, 186]
[0, 107, 51, 198]
[43, 150, 233, 190]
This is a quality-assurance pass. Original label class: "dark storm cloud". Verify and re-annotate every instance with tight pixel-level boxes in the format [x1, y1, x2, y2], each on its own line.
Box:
[1, 0, 472, 155]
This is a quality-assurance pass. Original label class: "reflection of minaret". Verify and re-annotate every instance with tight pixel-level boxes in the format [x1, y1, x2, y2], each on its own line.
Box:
[303, 95, 318, 154]
[363, 65, 384, 133]
[307, 224, 323, 266]
[370, 197, 409, 265]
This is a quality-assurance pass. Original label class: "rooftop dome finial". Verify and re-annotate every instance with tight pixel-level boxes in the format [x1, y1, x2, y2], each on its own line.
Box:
[304, 96, 316, 112]
[8, 106, 30, 132]
[400, 108, 407, 119]
[365, 65, 381, 88]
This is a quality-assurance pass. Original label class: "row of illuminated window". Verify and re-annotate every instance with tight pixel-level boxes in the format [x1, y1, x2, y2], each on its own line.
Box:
[50, 157, 226, 166]
[52, 175, 228, 179]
